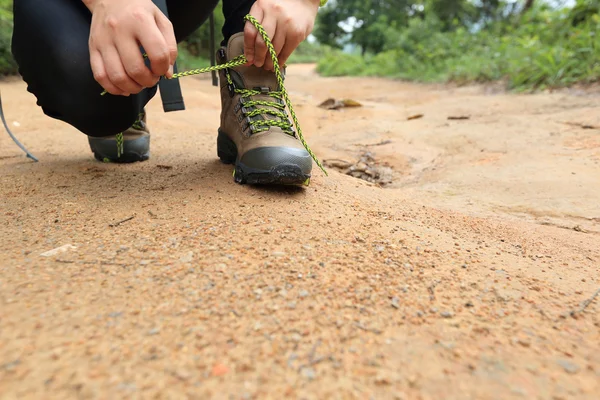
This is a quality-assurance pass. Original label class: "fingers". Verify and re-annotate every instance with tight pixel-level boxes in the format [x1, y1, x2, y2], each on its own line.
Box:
[244, 4, 263, 65]
[154, 12, 178, 78]
[102, 46, 143, 95]
[90, 49, 123, 95]
[116, 35, 159, 89]
[278, 24, 309, 68]
[136, 19, 171, 79]
[253, 15, 276, 68]
[264, 25, 285, 71]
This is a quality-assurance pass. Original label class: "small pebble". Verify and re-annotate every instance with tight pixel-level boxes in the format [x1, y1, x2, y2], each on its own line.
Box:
[440, 311, 454, 318]
[391, 297, 400, 309]
[211, 363, 229, 377]
[148, 327, 160, 336]
[287, 301, 297, 310]
[299, 289, 309, 298]
[556, 359, 579, 374]
[300, 367, 316, 380]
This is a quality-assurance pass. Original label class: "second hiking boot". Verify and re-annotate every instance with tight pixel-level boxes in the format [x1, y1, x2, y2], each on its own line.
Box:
[88, 111, 150, 163]
[216, 33, 313, 186]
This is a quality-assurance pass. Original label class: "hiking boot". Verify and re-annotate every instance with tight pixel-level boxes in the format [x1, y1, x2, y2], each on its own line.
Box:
[88, 111, 150, 163]
[216, 33, 312, 185]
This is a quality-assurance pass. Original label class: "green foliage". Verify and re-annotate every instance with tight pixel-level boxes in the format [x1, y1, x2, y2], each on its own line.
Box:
[316, 3, 600, 91]
[314, 0, 412, 54]
[287, 41, 334, 64]
[0, 0, 17, 76]
[179, 1, 225, 59]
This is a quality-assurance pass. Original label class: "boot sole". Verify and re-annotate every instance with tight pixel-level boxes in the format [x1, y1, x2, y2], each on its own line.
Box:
[217, 130, 311, 186]
[88, 135, 150, 163]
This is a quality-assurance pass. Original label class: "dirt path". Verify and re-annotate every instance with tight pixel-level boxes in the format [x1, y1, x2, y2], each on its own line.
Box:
[1, 65, 599, 399]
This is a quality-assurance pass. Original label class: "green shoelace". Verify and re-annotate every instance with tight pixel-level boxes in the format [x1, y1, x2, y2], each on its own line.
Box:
[105, 15, 326, 175]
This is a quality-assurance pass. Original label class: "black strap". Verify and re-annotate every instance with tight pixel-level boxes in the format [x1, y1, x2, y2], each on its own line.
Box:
[152, 0, 185, 112]
[209, 12, 218, 87]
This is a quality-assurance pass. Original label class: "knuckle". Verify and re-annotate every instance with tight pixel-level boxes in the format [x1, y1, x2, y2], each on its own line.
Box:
[128, 64, 146, 79]
[93, 71, 107, 82]
[151, 50, 169, 65]
[131, 7, 148, 22]
[106, 16, 119, 30]
[293, 28, 305, 41]
[112, 73, 128, 85]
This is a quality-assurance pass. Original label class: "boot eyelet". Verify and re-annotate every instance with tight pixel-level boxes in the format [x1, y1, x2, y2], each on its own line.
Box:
[227, 83, 235, 97]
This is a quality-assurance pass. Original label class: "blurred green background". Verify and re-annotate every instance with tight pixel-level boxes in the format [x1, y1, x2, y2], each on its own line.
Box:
[0, 0, 598, 91]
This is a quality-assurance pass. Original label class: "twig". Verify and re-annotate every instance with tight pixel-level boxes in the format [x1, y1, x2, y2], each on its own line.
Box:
[569, 287, 600, 318]
[109, 215, 135, 227]
[561, 121, 600, 130]
[308, 339, 322, 363]
[354, 322, 382, 335]
[448, 115, 470, 120]
[428, 280, 440, 302]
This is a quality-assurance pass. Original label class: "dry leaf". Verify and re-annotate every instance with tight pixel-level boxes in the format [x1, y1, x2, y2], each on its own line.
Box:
[319, 98, 363, 110]
[341, 99, 362, 107]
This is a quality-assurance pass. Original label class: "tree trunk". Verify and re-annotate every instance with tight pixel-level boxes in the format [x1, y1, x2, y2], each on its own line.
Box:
[523, 0, 535, 13]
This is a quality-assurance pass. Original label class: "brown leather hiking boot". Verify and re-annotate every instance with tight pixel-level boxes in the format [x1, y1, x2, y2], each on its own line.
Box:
[88, 111, 150, 163]
[216, 33, 313, 185]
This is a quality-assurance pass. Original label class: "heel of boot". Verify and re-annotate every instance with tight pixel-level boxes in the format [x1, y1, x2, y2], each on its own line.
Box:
[217, 130, 237, 164]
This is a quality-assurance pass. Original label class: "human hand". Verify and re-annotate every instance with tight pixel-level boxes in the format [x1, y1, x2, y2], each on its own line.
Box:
[244, 0, 320, 71]
[84, 0, 178, 96]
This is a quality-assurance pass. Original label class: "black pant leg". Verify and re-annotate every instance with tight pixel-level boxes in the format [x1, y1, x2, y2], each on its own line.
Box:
[11, 0, 156, 138]
[165, 0, 255, 43]
[221, 0, 255, 42]
[166, 0, 220, 42]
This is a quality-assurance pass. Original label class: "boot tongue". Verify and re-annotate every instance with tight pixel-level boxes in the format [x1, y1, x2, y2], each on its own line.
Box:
[226, 33, 279, 92]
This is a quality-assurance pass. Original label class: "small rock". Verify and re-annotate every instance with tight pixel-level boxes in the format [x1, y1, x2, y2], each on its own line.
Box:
[300, 367, 316, 380]
[148, 327, 160, 336]
[557, 359, 579, 374]
[272, 251, 285, 257]
[287, 301, 297, 310]
[40, 244, 76, 257]
[2, 359, 20, 371]
[440, 311, 454, 318]
[289, 333, 302, 342]
[211, 363, 229, 377]
[391, 297, 400, 309]
[465, 301, 474, 308]
[179, 251, 194, 263]
[298, 289, 309, 298]
[517, 338, 531, 347]
[374, 374, 392, 385]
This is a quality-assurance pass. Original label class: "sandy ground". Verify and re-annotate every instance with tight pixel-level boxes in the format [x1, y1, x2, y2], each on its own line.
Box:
[1, 64, 599, 399]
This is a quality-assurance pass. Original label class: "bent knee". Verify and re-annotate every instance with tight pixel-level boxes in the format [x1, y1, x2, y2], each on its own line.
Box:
[63, 96, 140, 137]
